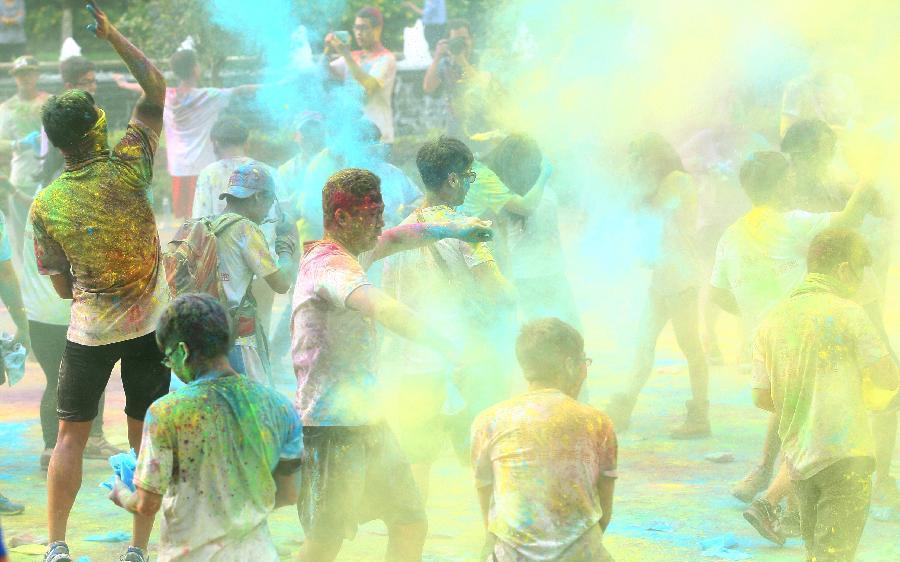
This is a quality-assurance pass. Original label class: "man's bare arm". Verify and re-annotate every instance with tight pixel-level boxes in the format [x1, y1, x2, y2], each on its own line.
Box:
[477, 485, 492, 530]
[863, 355, 900, 392]
[597, 476, 616, 532]
[710, 286, 739, 315]
[49, 272, 74, 300]
[370, 219, 493, 262]
[752, 388, 775, 412]
[346, 285, 457, 360]
[87, 2, 166, 135]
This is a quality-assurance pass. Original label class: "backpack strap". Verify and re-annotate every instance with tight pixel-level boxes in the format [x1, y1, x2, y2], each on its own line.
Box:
[208, 213, 260, 320]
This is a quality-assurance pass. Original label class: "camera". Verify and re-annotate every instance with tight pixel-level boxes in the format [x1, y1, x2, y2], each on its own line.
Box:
[447, 36, 467, 55]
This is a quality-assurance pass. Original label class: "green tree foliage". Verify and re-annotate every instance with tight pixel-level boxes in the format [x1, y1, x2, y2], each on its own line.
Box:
[24, 1, 484, 67]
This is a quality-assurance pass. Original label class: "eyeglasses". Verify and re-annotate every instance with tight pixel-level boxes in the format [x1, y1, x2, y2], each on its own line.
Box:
[453, 170, 476, 184]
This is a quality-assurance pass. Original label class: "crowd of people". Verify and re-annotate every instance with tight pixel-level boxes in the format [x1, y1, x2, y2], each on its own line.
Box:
[0, 2, 897, 562]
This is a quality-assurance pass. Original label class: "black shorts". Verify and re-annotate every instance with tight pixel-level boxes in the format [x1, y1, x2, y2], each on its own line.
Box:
[57, 332, 169, 422]
[297, 424, 426, 541]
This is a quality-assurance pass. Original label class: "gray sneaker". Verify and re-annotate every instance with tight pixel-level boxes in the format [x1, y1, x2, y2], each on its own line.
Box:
[43, 541, 73, 562]
[121, 546, 149, 562]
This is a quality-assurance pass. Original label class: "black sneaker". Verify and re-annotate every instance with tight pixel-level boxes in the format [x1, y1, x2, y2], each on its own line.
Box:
[743, 498, 786, 546]
[43, 541, 73, 562]
[0, 492, 24, 515]
[121, 546, 149, 562]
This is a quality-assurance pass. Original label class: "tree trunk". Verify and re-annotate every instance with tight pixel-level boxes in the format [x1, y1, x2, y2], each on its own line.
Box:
[61, 7, 73, 42]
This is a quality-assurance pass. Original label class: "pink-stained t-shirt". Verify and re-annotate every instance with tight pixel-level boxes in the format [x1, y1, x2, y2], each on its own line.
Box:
[163, 87, 233, 177]
[291, 240, 377, 426]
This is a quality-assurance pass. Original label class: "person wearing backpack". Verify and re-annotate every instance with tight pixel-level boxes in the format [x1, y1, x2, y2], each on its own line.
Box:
[196, 162, 297, 385]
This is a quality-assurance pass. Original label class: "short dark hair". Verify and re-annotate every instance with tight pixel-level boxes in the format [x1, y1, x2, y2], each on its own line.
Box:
[298, 118, 327, 151]
[781, 119, 836, 157]
[356, 6, 384, 28]
[447, 19, 471, 33]
[483, 134, 542, 196]
[516, 318, 584, 383]
[41, 90, 98, 150]
[629, 132, 684, 177]
[415, 136, 474, 191]
[156, 293, 234, 362]
[322, 168, 382, 228]
[358, 118, 382, 144]
[739, 151, 790, 204]
[59, 56, 95, 87]
[807, 227, 872, 276]
[210, 116, 249, 148]
[170, 49, 198, 81]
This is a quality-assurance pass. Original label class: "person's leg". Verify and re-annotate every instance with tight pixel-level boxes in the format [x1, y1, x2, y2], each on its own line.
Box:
[871, 410, 898, 500]
[733, 413, 781, 503]
[607, 291, 669, 430]
[296, 428, 362, 562]
[119, 333, 170, 554]
[743, 460, 791, 545]
[794, 476, 819, 560]
[386, 520, 428, 562]
[362, 426, 427, 561]
[31, 321, 64, 451]
[47, 420, 93, 541]
[48, 339, 118, 543]
[668, 288, 710, 438]
[807, 458, 873, 562]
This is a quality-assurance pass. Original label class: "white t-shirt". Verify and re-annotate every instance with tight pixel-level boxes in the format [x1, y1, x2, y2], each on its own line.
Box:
[381, 205, 494, 375]
[711, 207, 833, 335]
[21, 188, 70, 325]
[163, 87, 234, 177]
[291, 241, 377, 426]
[506, 190, 567, 280]
[134, 374, 303, 562]
[330, 47, 397, 142]
[214, 217, 279, 313]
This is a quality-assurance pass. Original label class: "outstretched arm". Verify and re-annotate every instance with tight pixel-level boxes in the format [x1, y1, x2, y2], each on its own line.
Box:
[370, 218, 493, 262]
[87, 2, 166, 135]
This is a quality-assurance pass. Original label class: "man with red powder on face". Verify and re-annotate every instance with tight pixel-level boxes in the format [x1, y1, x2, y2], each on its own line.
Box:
[291, 168, 492, 561]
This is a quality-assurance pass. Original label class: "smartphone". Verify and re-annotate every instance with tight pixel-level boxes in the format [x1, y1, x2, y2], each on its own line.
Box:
[334, 30, 351, 44]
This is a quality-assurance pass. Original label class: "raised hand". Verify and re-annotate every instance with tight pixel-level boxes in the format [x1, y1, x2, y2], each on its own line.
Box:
[85, 2, 112, 40]
[444, 217, 494, 244]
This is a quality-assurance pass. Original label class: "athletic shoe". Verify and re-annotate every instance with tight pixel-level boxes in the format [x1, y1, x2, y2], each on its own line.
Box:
[731, 465, 772, 503]
[743, 498, 786, 546]
[775, 504, 801, 538]
[43, 541, 73, 562]
[84, 434, 125, 460]
[670, 400, 711, 439]
[121, 546, 148, 562]
[0, 492, 24, 515]
[40, 448, 53, 471]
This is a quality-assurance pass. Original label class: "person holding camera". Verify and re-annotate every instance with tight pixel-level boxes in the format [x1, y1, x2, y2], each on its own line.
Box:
[325, 6, 397, 143]
[422, 19, 495, 140]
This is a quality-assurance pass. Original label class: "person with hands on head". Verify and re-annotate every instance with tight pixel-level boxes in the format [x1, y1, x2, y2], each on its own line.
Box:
[109, 294, 303, 562]
[325, 6, 397, 143]
[34, 3, 168, 562]
[292, 167, 490, 562]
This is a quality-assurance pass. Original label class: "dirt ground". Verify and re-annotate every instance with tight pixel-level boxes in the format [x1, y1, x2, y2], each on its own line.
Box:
[1, 258, 898, 562]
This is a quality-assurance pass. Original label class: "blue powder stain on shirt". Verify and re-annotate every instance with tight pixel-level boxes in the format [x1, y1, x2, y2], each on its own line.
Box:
[87, 227, 95, 235]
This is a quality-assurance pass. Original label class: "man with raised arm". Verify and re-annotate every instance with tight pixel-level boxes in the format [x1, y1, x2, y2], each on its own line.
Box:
[293, 168, 492, 562]
[32, 3, 168, 562]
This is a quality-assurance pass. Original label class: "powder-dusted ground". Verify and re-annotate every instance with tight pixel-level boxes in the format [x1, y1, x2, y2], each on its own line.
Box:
[1, 229, 899, 561]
